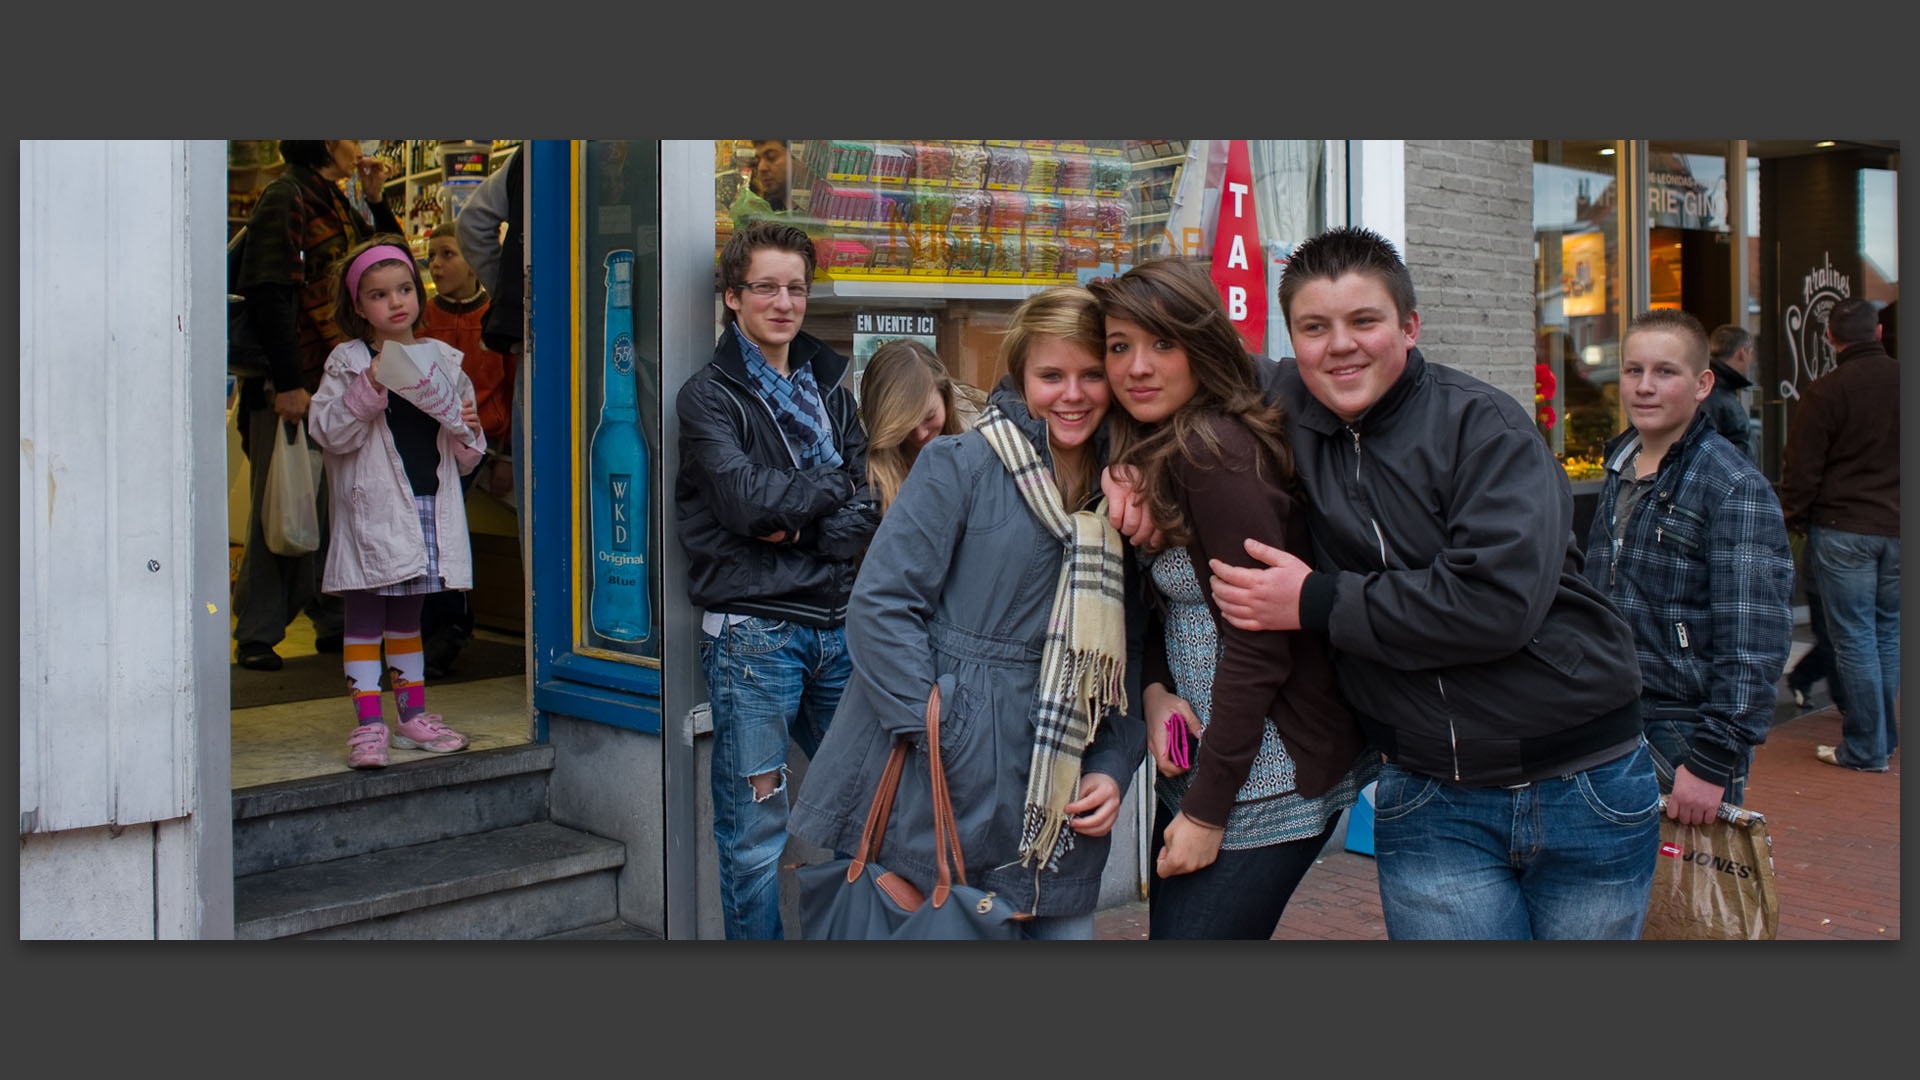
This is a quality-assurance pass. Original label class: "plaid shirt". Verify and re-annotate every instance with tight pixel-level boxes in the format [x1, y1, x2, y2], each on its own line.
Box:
[1582, 411, 1795, 788]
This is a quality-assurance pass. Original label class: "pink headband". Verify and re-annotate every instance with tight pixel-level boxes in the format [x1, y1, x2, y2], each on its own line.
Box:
[345, 244, 415, 299]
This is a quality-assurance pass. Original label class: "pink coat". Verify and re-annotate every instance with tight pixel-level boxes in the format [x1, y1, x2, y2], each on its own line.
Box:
[308, 338, 485, 594]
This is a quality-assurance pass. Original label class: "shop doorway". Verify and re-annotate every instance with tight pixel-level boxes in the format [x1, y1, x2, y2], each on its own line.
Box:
[224, 140, 533, 790]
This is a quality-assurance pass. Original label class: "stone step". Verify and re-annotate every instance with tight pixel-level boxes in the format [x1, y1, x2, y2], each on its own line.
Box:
[235, 820, 625, 940]
[232, 745, 555, 876]
[538, 919, 663, 941]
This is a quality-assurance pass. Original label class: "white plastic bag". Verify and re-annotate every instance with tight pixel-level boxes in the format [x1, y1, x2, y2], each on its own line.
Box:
[262, 419, 321, 557]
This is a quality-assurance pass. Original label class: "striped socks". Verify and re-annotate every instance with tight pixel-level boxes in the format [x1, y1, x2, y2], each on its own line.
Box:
[342, 591, 429, 726]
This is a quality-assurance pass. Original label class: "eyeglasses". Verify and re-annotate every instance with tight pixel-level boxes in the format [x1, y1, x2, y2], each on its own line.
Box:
[740, 280, 809, 299]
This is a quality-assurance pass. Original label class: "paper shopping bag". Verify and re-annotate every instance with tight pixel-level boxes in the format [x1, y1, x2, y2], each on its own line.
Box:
[1642, 799, 1779, 940]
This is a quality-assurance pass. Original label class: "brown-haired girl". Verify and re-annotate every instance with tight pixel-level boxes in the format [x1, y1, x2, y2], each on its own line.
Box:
[308, 234, 486, 768]
[1091, 257, 1374, 939]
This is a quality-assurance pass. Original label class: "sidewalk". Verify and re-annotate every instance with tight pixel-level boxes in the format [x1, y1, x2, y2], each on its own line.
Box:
[1094, 691, 1901, 941]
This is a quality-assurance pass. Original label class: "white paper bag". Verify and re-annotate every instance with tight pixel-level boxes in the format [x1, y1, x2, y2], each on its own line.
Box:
[377, 341, 472, 440]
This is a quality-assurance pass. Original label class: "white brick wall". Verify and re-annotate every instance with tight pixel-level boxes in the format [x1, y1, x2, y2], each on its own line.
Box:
[1401, 141, 1536, 408]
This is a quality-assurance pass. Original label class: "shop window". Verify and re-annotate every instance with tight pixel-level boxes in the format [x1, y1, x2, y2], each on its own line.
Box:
[711, 139, 1332, 399]
[529, 141, 665, 733]
[1533, 140, 1622, 480]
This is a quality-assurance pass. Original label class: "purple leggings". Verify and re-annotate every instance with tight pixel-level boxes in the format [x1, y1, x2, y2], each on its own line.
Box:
[344, 591, 423, 638]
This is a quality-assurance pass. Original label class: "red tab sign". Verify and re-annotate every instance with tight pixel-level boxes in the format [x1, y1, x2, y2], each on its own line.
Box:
[1210, 139, 1265, 352]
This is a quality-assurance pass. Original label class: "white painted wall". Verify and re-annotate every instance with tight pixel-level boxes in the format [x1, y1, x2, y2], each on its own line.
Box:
[1351, 140, 1407, 258]
[17, 140, 232, 938]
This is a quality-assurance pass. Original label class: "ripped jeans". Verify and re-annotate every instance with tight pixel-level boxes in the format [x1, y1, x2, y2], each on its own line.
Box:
[701, 617, 848, 940]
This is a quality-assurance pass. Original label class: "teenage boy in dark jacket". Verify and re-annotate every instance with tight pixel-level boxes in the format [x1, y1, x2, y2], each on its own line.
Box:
[1110, 227, 1659, 939]
[1583, 310, 1793, 820]
[674, 220, 879, 939]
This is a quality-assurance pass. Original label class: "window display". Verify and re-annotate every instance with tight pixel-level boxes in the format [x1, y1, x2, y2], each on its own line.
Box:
[577, 141, 663, 664]
[712, 139, 1325, 399]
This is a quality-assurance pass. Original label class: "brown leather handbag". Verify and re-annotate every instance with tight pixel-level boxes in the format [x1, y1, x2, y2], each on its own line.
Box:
[794, 685, 1023, 940]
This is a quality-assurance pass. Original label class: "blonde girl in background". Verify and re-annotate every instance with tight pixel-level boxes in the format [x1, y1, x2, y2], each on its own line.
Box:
[858, 339, 981, 515]
[308, 234, 486, 769]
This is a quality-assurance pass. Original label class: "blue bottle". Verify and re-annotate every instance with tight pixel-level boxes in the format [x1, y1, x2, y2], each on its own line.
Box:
[589, 249, 651, 642]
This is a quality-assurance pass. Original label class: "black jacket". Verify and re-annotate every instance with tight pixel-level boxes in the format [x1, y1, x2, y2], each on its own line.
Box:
[1702, 360, 1754, 460]
[674, 327, 879, 627]
[1266, 349, 1643, 786]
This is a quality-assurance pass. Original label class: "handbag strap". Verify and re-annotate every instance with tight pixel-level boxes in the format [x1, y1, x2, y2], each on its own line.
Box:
[925, 685, 970, 904]
[848, 738, 910, 883]
[848, 685, 973, 905]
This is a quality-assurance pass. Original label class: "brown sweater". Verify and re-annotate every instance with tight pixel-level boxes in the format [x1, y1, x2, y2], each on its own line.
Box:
[1780, 340, 1899, 537]
[1143, 412, 1367, 827]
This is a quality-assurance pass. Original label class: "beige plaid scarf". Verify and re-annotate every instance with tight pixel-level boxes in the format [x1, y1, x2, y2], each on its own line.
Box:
[977, 405, 1129, 870]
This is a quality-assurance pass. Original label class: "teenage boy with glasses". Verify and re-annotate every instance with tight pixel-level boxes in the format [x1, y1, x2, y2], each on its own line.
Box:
[674, 219, 879, 938]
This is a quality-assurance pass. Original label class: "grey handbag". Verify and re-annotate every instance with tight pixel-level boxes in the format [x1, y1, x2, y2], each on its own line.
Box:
[794, 684, 1023, 940]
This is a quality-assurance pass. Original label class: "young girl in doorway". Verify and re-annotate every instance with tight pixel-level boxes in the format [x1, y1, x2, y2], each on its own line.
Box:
[309, 234, 486, 769]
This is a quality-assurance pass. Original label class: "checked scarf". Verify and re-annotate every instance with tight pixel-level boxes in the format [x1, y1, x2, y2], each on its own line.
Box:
[977, 405, 1129, 870]
[738, 326, 843, 469]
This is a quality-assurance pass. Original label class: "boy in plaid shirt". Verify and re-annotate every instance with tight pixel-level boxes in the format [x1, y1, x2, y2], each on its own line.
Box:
[1583, 310, 1794, 822]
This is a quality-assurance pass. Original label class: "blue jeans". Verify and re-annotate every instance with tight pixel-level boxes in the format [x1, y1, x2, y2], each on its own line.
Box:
[1642, 708, 1747, 807]
[700, 617, 849, 940]
[1372, 741, 1660, 939]
[1810, 527, 1901, 769]
[1147, 799, 1337, 940]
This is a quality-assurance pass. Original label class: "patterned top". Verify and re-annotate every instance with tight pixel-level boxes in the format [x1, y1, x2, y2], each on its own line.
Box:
[1150, 546, 1363, 850]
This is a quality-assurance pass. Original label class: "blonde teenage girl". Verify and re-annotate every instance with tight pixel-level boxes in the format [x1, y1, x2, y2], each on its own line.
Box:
[858, 339, 973, 515]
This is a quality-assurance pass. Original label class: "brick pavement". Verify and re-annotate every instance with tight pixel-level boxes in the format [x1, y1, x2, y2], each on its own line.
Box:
[1094, 693, 1900, 941]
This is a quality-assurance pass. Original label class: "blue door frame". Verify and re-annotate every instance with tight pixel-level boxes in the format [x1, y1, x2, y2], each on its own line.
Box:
[525, 139, 663, 735]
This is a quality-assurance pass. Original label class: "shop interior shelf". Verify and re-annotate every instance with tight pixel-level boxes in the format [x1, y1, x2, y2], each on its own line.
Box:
[812, 279, 1062, 300]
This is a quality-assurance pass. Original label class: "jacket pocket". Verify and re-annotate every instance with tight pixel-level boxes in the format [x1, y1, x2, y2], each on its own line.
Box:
[1523, 626, 1584, 680]
[1658, 503, 1706, 552]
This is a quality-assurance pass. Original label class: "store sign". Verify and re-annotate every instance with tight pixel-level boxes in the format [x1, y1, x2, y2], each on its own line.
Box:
[850, 311, 938, 379]
[1649, 154, 1729, 232]
[1781, 251, 1851, 400]
[1210, 140, 1265, 352]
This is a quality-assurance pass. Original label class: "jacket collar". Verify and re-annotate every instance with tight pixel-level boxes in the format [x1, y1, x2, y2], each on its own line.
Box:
[1835, 339, 1889, 367]
[988, 377, 1047, 445]
[1601, 407, 1712, 479]
[711, 323, 849, 391]
[1291, 346, 1428, 435]
[1710, 359, 1752, 392]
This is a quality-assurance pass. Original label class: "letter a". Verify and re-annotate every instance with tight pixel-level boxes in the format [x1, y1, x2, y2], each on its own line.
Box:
[1228, 233, 1249, 271]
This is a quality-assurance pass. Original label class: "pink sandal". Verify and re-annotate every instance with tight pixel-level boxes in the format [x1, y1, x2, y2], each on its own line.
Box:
[391, 713, 469, 753]
[348, 723, 390, 769]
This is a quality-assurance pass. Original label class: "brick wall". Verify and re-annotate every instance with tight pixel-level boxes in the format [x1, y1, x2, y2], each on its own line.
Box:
[1401, 141, 1535, 408]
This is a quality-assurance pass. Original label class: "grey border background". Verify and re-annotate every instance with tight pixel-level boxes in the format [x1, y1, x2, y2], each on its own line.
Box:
[2, 2, 1912, 1075]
